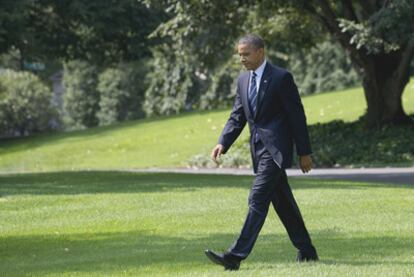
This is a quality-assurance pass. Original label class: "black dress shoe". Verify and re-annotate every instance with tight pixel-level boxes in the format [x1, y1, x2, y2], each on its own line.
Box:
[296, 246, 319, 262]
[204, 249, 240, 270]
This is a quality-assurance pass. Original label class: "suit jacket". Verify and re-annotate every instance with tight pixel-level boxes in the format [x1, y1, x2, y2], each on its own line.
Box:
[218, 62, 312, 172]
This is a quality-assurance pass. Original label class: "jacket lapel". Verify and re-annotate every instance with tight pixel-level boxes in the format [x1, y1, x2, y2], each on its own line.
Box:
[255, 63, 272, 120]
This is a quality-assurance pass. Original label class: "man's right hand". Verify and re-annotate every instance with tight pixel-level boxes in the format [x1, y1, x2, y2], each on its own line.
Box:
[210, 144, 225, 165]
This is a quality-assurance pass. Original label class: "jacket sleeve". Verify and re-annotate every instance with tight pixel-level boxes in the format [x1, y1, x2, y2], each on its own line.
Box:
[279, 72, 312, 156]
[218, 84, 247, 154]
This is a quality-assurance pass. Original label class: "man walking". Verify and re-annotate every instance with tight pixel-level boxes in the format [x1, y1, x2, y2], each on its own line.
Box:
[205, 34, 318, 270]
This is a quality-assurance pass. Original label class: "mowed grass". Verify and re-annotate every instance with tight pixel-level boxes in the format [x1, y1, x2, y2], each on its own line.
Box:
[1, 79, 414, 172]
[0, 172, 413, 276]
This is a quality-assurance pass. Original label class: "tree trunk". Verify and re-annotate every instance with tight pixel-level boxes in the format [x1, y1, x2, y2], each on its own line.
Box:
[301, 0, 414, 128]
[360, 50, 414, 128]
[362, 74, 411, 128]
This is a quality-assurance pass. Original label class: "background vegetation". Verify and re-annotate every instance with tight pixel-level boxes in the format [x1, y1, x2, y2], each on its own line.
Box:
[2, 0, 413, 137]
[1, 81, 413, 173]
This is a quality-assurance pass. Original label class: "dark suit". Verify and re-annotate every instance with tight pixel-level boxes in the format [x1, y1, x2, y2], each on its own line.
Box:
[218, 62, 316, 259]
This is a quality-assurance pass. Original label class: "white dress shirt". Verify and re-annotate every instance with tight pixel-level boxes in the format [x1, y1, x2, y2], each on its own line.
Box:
[250, 59, 267, 92]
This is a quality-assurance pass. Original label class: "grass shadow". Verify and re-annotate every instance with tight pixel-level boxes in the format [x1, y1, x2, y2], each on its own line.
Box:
[0, 172, 413, 197]
[1, 228, 413, 275]
[300, 173, 414, 185]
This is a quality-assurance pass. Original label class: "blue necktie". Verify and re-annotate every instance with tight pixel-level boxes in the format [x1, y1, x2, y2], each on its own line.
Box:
[249, 72, 260, 143]
[248, 72, 257, 115]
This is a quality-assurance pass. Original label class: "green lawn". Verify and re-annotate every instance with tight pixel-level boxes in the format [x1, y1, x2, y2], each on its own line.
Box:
[1, 80, 414, 172]
[0, 172, 413, 276]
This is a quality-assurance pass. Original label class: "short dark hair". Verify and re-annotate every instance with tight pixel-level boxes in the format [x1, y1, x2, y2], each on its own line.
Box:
[238, 34, 265, 49]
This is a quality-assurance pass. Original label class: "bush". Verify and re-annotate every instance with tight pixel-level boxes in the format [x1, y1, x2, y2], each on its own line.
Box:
[188, 119, 414, 168]
[199, 59, 240, 110]
[0, 69, 57, 136]
[144, 47, 201, 116]
[62, 60, 100, 129]
[97, 63, 146, 126]
[307, 120, 414, 167]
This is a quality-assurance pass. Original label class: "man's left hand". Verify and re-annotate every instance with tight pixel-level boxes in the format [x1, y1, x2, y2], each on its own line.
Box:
[299, 155, 312, 173]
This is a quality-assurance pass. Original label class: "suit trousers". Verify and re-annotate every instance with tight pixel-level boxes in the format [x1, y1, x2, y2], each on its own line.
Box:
[228, 140, 314, 259]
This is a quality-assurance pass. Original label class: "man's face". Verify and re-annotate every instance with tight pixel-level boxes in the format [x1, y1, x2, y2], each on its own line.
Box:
[237, 43, 264, 71]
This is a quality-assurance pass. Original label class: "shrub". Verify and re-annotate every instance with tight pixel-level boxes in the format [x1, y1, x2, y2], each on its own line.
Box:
[97, 63, 146, 126]
[188, 119, 414, 168]
[0, 69, 57, 136]
[307, 120, 414, 167]
[199, 59, 240, 110]
[62, 60, 100, 129]
[144, 47, 200, 116]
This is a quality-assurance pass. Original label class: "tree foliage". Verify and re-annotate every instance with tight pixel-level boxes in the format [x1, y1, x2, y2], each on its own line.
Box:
[337, 0, 414, 54]
[2, 0, 413, 130]
[0, 0, 164, 66]
[148, 0, 414, 127]
[298, 0, 414, 126]
[290, 40, 360, 95]
[145, 0, 323, 114]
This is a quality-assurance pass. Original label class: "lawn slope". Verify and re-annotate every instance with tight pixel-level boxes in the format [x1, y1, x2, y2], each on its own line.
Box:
[1, 80, 413, 172]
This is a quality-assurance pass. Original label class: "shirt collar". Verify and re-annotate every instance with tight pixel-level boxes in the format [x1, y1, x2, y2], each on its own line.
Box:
[251, 60, 266, 79]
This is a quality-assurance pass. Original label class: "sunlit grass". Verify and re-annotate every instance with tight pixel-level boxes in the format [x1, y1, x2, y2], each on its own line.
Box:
[0, 172, 413, 276]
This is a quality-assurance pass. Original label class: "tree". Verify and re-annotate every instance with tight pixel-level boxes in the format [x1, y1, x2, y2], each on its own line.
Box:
[297, 0, 414, 127]
[149, 0, 414, 127]
[145, 0, 322, 114]
[0, 0, 165, 66]
[0, 1, 30, 62]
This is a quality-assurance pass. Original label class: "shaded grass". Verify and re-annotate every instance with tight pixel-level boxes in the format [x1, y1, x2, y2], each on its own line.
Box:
[1, 172, 414, 276]
[1, 79, 414, 172]
[193, 119, 414, 169]
[307, 120, 414, 167]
